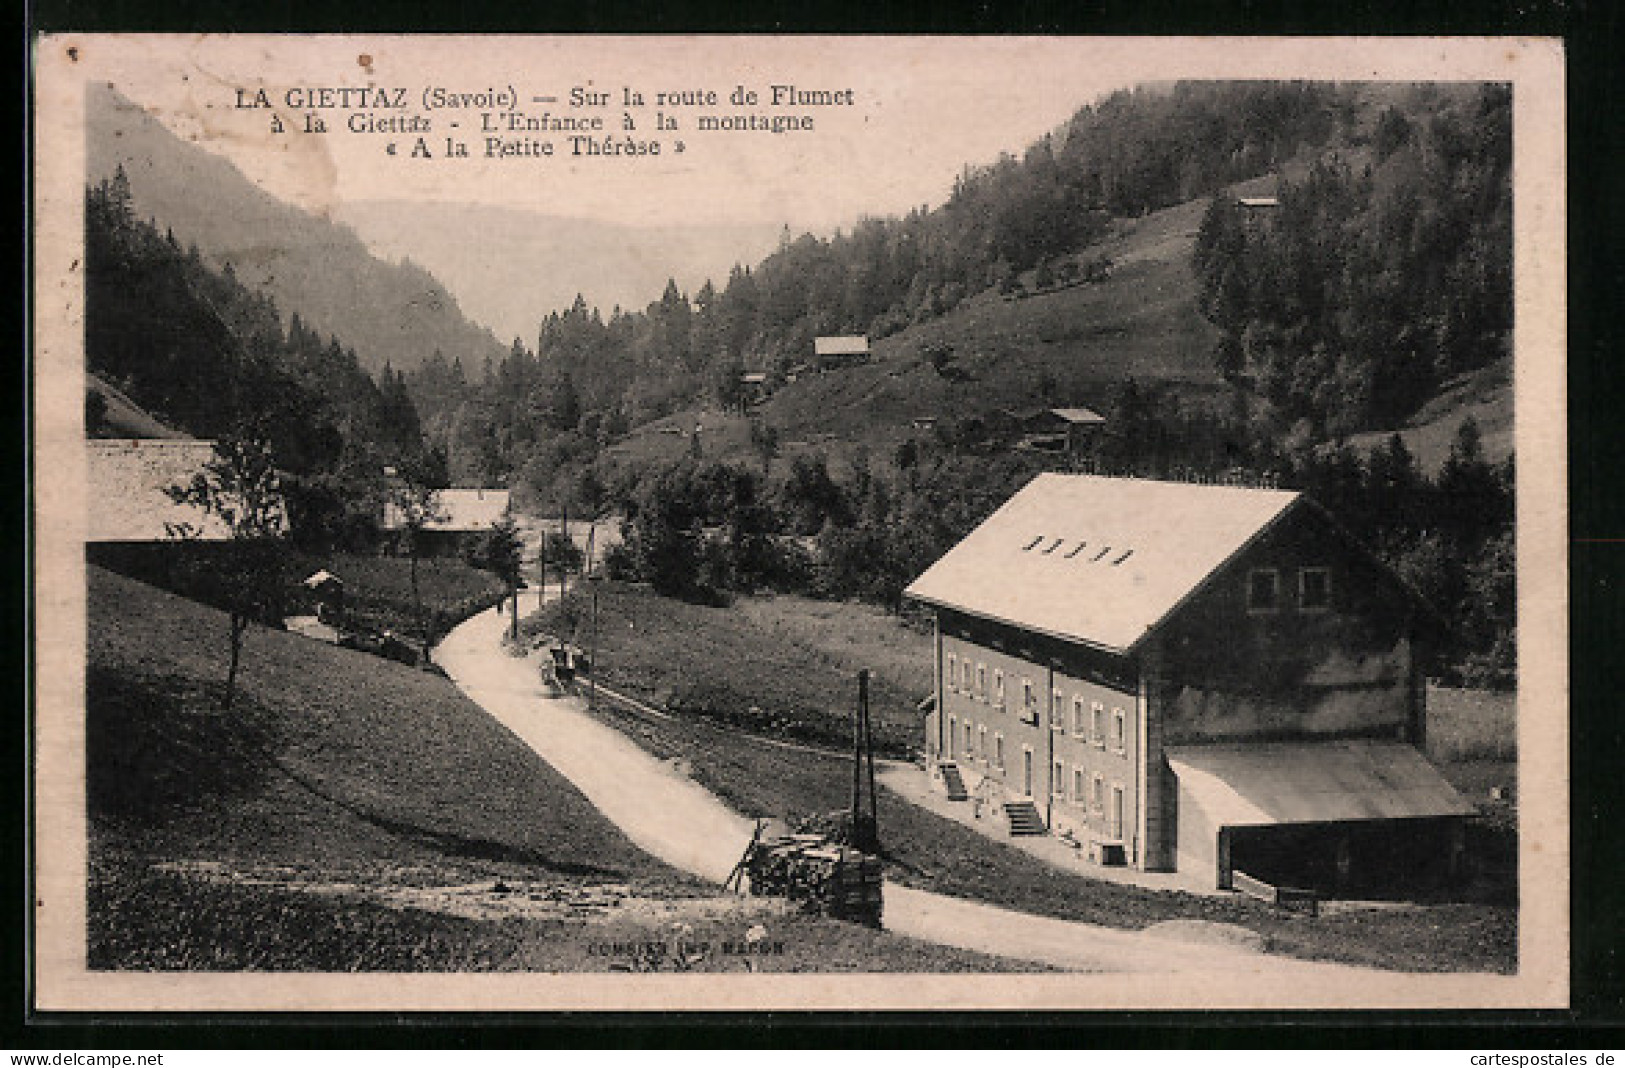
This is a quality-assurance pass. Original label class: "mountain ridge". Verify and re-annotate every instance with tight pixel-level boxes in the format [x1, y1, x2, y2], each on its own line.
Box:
[86, 83, 509, 378]
[334, 200, 785, 344]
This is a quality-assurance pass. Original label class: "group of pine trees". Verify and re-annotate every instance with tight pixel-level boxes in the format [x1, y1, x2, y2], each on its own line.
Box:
[1194, 85, 1511, 434]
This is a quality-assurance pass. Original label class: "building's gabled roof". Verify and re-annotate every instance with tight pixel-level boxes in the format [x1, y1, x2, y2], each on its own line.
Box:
[303, 569, 343, 590]
[383, 488, 510, 533]
[903, 473, 1302, 654]
[87, 439, 236, 542]
[814, 335, 870, 356]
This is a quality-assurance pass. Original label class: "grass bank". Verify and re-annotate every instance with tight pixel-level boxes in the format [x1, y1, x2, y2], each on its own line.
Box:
[524, 582, 927, 756]
[88, 542, 511, 650]
[87, 567, 1022, 972]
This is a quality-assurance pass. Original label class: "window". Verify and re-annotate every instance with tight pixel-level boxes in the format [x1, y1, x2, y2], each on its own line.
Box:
[1112, 708, 1126, 753]
[946, 654, 957, 692]
[1052, 689, 1066, 731]
[1052, 760, 1066, 796]
[1072, 767, 1086, 804]
[978, 724, 987, 761]
[993, 669, 1005, 708]
[1071, 696, 1087, 736]
[1247, 568, 1280, 614]
[1299, 567, 1332, 612]
[975, 663, 987, 700]
[1091, 773, 1105, 813]
[994, 733, 1005, 771]
[1091, 701, 1106, 747]
[1021, 678, 1034, 715]
[1110, 784, 1125, 839]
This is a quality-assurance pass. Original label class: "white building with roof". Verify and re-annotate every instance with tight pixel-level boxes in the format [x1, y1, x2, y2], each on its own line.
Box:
[381, 488, 511, 555]
[87, 439, 288, 542]
[905, 473, 1471, 896]
[812, 335, 871, 369]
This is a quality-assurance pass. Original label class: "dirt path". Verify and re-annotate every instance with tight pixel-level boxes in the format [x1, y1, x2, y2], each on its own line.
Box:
[437, 602, 1366, 976]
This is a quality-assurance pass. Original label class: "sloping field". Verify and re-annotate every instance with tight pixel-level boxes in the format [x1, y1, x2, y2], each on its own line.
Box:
[89, 566, 675, 878]
[86, 568, 1029, 972]
[1349, 357, 1513, 472]
[607, 192, 1233, 475]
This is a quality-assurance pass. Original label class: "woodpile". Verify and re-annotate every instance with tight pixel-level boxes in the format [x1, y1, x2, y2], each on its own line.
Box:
[738, 833, 883, 928]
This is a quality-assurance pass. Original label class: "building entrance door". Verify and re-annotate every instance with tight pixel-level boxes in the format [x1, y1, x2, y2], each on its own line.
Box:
[1023, 749, 1033, 796]
[947, 716, 957, 760]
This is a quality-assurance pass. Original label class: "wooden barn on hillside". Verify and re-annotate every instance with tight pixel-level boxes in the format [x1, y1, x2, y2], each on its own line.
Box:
[904, 473, 1474, 896]
[813, 335, 871, 370]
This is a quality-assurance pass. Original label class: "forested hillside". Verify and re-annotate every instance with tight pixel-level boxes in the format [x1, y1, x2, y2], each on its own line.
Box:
[1194, 85, 1511, 435]
[85, 79, 1515, 686]
[85, 169, 433, 547]
[88, 82, 509, 379]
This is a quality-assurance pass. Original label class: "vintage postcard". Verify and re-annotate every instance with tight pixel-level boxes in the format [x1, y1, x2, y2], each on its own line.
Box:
[31, 35, 1567, 1012]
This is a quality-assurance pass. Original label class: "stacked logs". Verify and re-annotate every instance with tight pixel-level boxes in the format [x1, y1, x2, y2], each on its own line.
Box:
[741, 833, 883, 928]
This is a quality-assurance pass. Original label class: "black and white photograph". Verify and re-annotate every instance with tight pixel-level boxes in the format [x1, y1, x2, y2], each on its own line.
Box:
[30, 35, 1567, 1012]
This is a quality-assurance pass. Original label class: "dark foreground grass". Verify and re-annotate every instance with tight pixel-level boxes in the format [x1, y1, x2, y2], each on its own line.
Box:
[87, 567, 1038, 972]
[89, 567, 673, 879]
[90, 860, 1039, 973]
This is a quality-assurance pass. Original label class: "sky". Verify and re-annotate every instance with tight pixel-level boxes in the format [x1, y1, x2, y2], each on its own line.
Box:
[51, 35, 1556, 338]
[64, 36, 1147, 231]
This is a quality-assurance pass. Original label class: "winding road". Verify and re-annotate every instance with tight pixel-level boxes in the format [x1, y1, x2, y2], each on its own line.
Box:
[437, 600, 1367, 976]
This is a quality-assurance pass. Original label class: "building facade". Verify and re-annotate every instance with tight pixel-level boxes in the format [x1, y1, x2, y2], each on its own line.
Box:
[906, 474, 1473, 893]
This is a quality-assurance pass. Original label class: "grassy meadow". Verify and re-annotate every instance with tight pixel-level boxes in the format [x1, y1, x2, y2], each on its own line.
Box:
[86, 566, 1028, 972]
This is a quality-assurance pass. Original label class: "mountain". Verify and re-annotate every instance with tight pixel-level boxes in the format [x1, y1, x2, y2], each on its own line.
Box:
[85, 371, 189, 439]
[335, 202, 784, 345]
[85, 83, 508, 378]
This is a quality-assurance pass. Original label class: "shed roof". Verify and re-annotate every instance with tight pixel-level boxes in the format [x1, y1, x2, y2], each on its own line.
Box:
[383, 488, 510, 533]
[87, 440, 234, 542]
[1166, 741, 1475, 826]
[903, 473, 1302, 653]
[1049, 407, 1106, 425]
[814, 335, 870, 356]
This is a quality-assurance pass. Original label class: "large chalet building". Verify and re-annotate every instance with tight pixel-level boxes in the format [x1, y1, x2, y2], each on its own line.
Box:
[905, 473, 1474, 894]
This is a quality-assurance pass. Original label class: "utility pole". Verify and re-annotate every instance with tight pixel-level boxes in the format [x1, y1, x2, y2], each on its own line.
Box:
[851, 669, 879, 854]
[586, 521, 599, 711]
